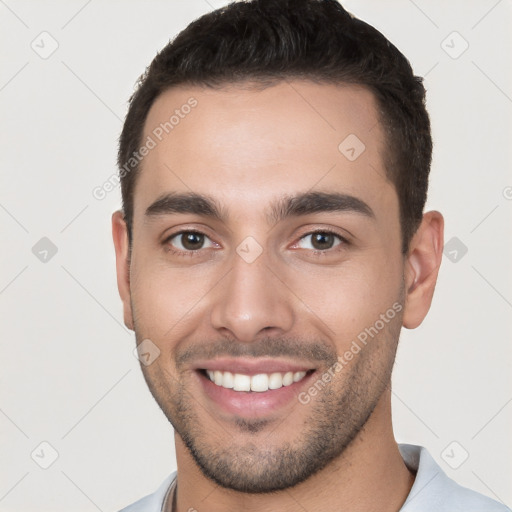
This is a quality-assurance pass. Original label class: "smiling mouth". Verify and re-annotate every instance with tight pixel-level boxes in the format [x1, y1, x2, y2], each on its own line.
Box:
[199, 368, 315, 392]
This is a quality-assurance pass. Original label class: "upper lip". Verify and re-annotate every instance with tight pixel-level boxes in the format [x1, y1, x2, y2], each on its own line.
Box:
[195, 358, 315, 376]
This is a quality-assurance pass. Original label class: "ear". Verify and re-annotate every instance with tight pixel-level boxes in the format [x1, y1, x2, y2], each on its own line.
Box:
[112, 210, 134, 331]
[402, 211, 444, 329]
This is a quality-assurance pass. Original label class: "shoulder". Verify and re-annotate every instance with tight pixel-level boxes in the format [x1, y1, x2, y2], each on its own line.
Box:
[399, 444, 510, 512]
[118, 471, 177, 512]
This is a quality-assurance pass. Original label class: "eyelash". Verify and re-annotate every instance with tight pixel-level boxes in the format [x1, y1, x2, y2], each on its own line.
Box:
[162, 228, 349, 257]
[163, 230, 212, 257]
[295, 228, 349, 256]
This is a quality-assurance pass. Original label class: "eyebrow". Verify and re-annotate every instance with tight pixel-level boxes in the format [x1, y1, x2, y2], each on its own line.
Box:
[144, 191, 375, 224]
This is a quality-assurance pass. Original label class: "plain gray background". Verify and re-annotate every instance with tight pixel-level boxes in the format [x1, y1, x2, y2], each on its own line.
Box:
[1, 1, 511, 510]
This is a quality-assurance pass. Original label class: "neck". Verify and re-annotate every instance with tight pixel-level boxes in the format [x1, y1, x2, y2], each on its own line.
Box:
[170, 389, 415, 512]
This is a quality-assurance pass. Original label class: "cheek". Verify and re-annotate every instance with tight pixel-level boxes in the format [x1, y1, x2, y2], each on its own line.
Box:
[130, 260, 213, 342]
[287, 253, 403, 345]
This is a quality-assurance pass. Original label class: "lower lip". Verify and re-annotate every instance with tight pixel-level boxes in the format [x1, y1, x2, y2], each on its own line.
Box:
[196, 370, 316, 418]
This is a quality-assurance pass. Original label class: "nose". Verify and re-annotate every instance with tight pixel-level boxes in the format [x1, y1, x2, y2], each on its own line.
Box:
[210, 248, 295, 343]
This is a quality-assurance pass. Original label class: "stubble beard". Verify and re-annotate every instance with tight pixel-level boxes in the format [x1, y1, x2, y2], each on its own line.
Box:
[136, 308, 402, 494]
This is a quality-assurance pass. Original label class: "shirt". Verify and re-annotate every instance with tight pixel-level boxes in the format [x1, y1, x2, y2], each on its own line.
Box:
[119, 443, 510, 511]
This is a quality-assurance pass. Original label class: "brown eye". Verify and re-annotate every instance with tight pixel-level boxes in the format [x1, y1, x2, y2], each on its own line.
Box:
[311, 232, 336, 250]
[181, 232, 204, 250]
[167, 231, 214, 251]
[297, 231, 343, 251]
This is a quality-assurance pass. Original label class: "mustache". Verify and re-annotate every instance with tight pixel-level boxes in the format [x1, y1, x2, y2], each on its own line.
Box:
[174, 336, 338, 368]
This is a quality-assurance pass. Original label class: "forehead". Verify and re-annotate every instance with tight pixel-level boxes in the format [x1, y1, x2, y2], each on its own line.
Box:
[134, 80, 394, 222]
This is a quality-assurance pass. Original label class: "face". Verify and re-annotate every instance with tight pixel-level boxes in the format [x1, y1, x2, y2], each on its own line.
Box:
[115, 81, 411, 492]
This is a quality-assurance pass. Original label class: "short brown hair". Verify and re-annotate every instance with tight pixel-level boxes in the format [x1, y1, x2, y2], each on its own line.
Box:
[118, 0, 432, 254]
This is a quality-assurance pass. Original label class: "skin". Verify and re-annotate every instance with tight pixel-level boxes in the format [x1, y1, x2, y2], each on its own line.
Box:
[112, 80, 444, 512]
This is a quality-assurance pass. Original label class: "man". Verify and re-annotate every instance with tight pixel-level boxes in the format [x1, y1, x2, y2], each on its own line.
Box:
[112, 1, 508, 511]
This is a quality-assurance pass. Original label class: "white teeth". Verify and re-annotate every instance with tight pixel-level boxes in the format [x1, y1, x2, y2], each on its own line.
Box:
[205, 369, 309, 392]
[250, 373, 269, 392]
[293, 371, 306, 382]
[233, 373, 251, 391]
[282, 371, 294, 386]
[222, 371, 234, 388]
[214, 370, 223, 386]
[268, 372, 284, 389]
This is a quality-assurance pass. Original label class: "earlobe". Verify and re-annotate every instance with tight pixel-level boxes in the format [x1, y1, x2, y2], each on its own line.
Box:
[402, 211, 444, 329]
[111, 210, 135, 331]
